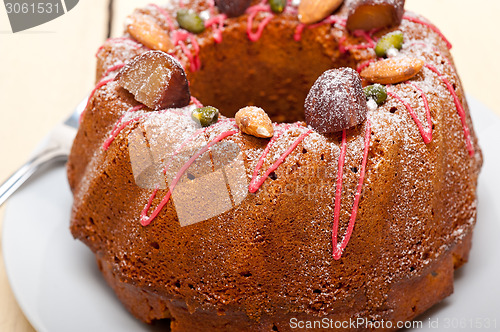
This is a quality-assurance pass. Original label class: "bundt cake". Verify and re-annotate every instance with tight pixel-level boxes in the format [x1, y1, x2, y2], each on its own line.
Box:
[68, 0, 483, 330]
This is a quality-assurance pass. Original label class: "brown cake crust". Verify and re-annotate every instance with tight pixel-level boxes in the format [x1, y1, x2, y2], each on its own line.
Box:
[68, 1, 482, 330]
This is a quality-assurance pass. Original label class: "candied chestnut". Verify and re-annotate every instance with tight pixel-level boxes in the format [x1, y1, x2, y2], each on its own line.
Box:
[116, 51, 191, 110]
[305, 68, 367, 133]
[346, 0, 405, 32]
[215, 0, 251, 18]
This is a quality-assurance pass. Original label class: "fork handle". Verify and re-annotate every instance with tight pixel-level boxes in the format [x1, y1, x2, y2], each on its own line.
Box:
[0, 146, 67, 207]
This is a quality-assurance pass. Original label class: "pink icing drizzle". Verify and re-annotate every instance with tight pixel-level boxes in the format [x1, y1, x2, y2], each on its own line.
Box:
[388, 84, 432, 144]
[101, 63, 125, 79]
[170, 28, 190, 45]
[332, 120, 371, 260]
[205, 14, 227, 43]
[149, 2, 235, 69]
[356, 59, 376, 73]
[80, 78, 114, 123]
[246, 3, 274, 42]
[205, 0, 226, 43]
[398, 42, 476, 153]
[403, 15, 452, 50]
[190, 96, 204, 108]
[160, 119, 236, 179]
[294, 15, 346, 42]
[248, 124, 313, 193]
[407, 82, 432, 142]
[102, 105, 144, 150]
[424, 63, 474, 156]
[294, 24, 306, 41]
[150, 3, 176, 30]
[140, 129, 239, 226]
[95, 37, 142, 57]
[340, 29, 378, 53]
[140, 118, 237, 224]
[352, 29, 377, 47]
[178, 39, 201, 71]
[141, 187, 160, 226]
[150, 3, 202, 71]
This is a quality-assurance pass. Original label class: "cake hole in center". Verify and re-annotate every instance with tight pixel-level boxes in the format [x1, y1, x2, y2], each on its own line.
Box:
[187, 30, 355, 123]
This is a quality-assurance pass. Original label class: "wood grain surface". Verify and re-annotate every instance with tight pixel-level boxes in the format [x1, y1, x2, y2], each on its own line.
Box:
[0, 1, 499, 331]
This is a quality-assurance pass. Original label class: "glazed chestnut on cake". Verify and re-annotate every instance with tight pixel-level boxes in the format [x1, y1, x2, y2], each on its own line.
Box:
[346, 0, 406, 31]
[305, 67, 367, 133]
[116, 51, 190, 110]
[68, 0, 482, 330]
[215, 0, 251, 17]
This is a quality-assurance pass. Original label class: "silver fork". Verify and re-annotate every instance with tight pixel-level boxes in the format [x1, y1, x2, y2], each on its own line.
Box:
[0, 98, 88, 206]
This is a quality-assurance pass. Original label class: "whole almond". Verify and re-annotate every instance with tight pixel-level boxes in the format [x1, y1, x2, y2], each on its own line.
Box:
[126, 13, 173, 52]
[235, 107, 274, 138]
[298, 0, 344, 25]
[360, 57, 424, 84]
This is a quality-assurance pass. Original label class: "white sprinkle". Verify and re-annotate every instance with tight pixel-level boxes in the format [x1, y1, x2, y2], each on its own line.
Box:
[386, 47, 399, 58]
[199, 10, 210, 21]
[367, 98, 378, 111]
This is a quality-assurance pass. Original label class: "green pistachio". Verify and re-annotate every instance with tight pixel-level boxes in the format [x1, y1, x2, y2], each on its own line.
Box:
[269, 0, 286, 14]
[191, 106, 219, 127]
[374, 31, 404, 58]
[364, 84, 387, 106]
[176, 9, 205, 34]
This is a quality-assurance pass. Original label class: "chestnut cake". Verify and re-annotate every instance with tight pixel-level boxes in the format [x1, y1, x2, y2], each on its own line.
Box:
[68, 0, 482, 330]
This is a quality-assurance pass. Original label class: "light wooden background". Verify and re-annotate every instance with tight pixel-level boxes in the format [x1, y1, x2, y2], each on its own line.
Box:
[1, 1, 499, 330]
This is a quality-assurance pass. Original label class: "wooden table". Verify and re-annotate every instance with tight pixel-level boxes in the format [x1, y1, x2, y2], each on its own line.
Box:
[1, 1, 499, 330]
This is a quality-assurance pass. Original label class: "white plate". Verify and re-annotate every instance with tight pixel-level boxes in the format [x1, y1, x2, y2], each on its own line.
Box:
[3, 96, 500, 332]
